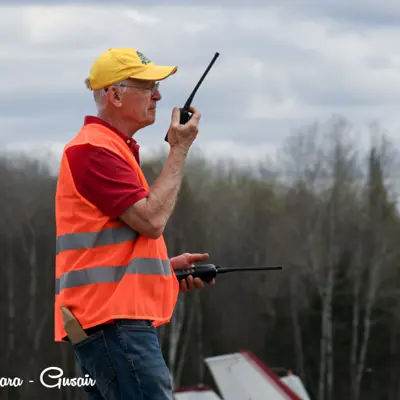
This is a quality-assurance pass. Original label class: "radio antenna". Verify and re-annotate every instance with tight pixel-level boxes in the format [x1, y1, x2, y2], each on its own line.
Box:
[164, 52, 220, 142]
[183, 52, 220, 109]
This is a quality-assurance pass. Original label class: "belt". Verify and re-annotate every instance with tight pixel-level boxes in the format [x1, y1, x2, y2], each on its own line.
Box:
[61, 307, 153, 343]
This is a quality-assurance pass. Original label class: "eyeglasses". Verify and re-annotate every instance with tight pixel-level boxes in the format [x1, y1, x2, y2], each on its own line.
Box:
[108, 82, 160, 95]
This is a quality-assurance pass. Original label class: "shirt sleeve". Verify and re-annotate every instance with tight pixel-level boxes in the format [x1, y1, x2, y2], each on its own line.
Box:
[65, 143, 148, 218]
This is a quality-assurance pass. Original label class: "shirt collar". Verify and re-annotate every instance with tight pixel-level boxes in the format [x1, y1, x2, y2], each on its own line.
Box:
[83, 115, 139, 147]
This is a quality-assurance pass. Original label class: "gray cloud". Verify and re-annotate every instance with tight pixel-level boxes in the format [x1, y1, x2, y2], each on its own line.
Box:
[7, 0, 400, 26]
[1, 1, 400, 165]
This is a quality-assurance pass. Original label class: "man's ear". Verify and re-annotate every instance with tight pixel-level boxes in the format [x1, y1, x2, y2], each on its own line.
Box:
[109, 87, 122, 107]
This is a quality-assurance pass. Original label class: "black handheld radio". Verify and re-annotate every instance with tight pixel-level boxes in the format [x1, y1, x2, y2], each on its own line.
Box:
[165, 52, 220, 142]
[174, 263, 283, 283]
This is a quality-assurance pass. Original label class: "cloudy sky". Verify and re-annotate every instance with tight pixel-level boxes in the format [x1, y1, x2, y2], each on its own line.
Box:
[1, 0, 400, 168]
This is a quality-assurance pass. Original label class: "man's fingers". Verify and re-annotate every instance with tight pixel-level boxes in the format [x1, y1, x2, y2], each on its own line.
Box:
[187, 275, 195, 291]
[188, 106, 201, 123]
[180, 279, 188, 292]
[193, 278, 204, 289]
[180, 276, 207, 292]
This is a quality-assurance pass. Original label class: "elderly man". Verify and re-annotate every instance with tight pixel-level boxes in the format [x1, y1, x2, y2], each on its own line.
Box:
[54, 48, 213, 399]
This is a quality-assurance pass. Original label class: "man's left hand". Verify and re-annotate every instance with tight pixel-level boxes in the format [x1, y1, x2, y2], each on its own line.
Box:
[170, 252, 215, 292]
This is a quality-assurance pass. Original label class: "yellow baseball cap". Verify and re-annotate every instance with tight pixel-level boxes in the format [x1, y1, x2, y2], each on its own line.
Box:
[86, 48, 178, 90]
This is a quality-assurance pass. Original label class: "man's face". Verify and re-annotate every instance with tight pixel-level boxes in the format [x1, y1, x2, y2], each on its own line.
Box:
[110, 78, 161, 129]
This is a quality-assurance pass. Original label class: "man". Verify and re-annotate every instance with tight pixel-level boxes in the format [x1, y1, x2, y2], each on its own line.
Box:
[54, 48, 214, 399]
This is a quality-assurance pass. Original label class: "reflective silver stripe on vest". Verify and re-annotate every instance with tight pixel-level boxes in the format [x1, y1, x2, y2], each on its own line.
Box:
[55, 258, 171, 295]
[56, 226, 138, 254]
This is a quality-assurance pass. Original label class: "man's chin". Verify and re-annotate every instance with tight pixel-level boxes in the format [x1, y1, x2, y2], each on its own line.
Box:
[141, 115, 156, 128]
[148, 110, 156, 120]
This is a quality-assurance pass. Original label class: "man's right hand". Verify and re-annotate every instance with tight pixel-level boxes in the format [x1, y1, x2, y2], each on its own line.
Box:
[119, 106, 201, 239]
[167, 106, 201, 153]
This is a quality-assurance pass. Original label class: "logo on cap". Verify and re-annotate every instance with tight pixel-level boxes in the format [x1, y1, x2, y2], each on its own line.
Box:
[136, 51, 151, 65]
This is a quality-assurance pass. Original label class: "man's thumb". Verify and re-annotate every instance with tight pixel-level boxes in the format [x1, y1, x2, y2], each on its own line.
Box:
[171, 107, 180, 125]
[191, 253, 209, 261]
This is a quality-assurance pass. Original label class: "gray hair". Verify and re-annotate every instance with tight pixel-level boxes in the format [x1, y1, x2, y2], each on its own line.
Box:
[84, 78, 130, 112]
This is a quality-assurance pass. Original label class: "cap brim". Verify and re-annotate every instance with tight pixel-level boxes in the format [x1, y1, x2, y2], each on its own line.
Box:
[132, 65, 178, 81]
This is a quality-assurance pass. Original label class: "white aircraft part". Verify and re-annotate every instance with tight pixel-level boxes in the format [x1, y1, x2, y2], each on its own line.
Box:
[174, 389, 222, 400]
[280, 375, 311, 400]
[205, 352, 301, 400]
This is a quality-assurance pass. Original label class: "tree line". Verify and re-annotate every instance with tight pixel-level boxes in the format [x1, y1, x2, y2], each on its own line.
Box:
[1, 115, 400, 399]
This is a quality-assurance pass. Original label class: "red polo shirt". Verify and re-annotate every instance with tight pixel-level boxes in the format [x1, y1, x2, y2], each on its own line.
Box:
[65, 116, 148, 217]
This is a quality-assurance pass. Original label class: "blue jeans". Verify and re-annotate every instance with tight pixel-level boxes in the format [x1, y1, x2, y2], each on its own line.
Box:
[71, 319, 173, 399]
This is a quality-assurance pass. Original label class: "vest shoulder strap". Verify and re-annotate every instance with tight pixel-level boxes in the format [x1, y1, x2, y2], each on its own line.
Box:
[66, 123, 149, 190]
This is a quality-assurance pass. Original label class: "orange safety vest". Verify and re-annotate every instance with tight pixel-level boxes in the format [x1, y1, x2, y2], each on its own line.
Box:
[54, 122, 179, 342]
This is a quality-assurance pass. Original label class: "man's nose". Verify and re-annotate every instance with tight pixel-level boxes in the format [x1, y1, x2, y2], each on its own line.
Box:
[152, 88, 161, 101]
